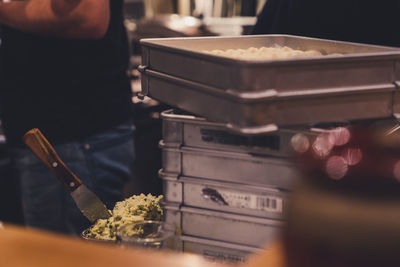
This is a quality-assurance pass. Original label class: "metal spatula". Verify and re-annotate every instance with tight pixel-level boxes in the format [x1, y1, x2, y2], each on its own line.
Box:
[23, 128, 111, 223]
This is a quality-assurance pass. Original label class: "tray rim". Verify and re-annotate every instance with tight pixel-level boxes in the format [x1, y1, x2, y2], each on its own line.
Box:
[159, 169, 288, 194]
[140, 34, 400, 66]
[143, 68, 397, 102]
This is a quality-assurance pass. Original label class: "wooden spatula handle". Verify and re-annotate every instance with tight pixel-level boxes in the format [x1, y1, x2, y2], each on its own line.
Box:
[23, 128, 82, 192]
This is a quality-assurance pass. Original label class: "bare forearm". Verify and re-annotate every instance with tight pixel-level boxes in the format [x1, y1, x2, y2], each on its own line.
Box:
[0, 0, 110, 39]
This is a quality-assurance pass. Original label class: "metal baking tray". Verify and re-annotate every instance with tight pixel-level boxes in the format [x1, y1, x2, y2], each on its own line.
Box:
[142, 68, 396, 134]
[159, 140, 300, 189]
[160, 170, 288, 220]
[181, 235, 262, 263]
[163, 203, 283, 248]
[162, 109, 320, 157]
[140, 35, 400, 133]
[141, 34, 400, 92]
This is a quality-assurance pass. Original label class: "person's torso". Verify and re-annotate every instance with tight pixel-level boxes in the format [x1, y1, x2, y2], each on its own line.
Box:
[0, 0, 133, 146]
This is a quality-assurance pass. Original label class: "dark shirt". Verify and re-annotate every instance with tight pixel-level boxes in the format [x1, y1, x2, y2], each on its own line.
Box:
[0, 0, 133, 146]
[253, 0, 400, 48]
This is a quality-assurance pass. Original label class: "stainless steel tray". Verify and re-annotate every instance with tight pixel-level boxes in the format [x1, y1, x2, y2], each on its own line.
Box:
[160, 140, 300, 189]
[142, 68, 396, 133]
[181, 235, 262, 263]
[162, 109, 320, 157]
[140, 35, 400, 133]
[161, 170, 288, 220]
[163, 203, 283, 248]
[141, 34, 400, 93]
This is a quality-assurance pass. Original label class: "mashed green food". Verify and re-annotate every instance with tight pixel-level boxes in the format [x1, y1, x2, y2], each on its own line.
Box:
[86, 194, 163, 241]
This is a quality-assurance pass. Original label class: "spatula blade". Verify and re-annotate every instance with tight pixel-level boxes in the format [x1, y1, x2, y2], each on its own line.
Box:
[70, 185, 111, 223]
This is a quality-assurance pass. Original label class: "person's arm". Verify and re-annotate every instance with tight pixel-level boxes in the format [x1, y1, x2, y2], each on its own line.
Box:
[0, 0, 110, 39]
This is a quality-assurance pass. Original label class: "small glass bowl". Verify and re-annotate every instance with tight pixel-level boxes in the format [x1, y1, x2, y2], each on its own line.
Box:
[117, 220, 177, 250]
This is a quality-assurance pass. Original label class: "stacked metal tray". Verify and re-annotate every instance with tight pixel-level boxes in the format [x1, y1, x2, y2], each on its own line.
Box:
[180, 235, 263, 264]
[140, 34, 400, 134]
[163, 203, 283, 248]
[161, 109, 319, 157]
[161, 170, 288, 220]
[141, 34, 400, 261]
[160, 109, 300, 260]
[159, 140, 299, 189]
[163, 203, 263, 263]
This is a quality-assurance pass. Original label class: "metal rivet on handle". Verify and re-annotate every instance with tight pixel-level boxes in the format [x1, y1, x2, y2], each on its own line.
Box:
[52, 162, 58, 167]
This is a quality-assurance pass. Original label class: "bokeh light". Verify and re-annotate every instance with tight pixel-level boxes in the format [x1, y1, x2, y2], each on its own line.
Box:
[312, 133, 334, 158]
[328, 127, 350, 146]
[291, 133, 310, 153]
[325, 156, 348, 180]
[393, 161, 400, 182]
[342, 147, 362, 166]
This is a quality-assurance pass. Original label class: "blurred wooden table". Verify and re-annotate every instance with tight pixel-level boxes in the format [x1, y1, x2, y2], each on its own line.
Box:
[0, 224, 286, 267]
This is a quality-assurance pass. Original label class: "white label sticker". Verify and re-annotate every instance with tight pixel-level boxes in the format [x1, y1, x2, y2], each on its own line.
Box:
[218, 189, 283, 213]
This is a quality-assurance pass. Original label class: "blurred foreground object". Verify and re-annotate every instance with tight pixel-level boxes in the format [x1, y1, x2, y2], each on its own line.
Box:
[284, 121, 400, 267]
[0, 224, 227, 267]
